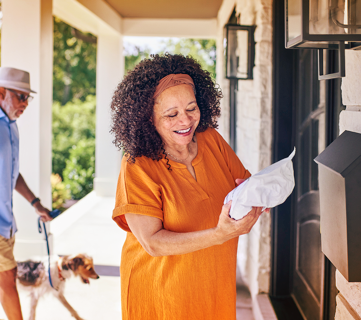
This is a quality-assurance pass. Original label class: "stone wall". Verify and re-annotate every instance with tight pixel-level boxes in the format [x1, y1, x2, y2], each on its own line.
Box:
[216, 0, 273, 298]
[335, 50, 361, 320]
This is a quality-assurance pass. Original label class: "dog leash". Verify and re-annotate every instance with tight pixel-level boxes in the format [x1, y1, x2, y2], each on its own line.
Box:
[37, 218, 57, 290]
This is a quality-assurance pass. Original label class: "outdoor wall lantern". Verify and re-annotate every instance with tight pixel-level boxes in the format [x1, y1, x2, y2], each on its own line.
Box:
[285, 0, 361, 80]
[224, 24, 255, 80]
[314, 130, 361, 282]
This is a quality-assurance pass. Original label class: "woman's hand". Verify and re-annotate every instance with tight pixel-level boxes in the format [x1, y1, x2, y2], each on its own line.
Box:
[214, 202, 263, 244]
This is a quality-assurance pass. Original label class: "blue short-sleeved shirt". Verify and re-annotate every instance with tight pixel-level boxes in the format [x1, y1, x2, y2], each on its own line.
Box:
[0, 108, 19, 239]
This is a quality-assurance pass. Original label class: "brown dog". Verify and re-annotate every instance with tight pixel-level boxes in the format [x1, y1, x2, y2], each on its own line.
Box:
[17, 254, 99, 320]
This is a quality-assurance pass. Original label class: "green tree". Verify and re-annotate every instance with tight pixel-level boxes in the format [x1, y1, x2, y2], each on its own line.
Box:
[63, 139, 95, 200]
[160, 38, 217, 78]
[52, 95, 96, 181]
[124, 45, 150, 74]
[53, 17, 97, 105]
[123, 38, 217, 79]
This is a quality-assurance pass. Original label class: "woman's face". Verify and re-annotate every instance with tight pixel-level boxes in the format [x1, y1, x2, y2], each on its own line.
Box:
[153, 84, 200, 149]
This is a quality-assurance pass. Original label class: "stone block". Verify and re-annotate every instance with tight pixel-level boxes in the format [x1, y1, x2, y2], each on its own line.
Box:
[335, 294, 361, 320]
[260, 124, 272, 154]
[260, 97, 271, 119]
[241, 96, 261, 119]
[339, 110, 361, 135]
[238, 79, 254, 93]
[253, 65, 271, 97]
[336, 270, 361, 317]
[255, 40, 272, 65]
[255, 25, 273, 43]
[342, 50, 361, 106]
[257, 267, 270, 293]
[256, 5, 272, 25]
[256, 0, 273, 9]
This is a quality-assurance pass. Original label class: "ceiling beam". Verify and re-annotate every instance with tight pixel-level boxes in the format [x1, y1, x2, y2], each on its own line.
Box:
[122, 18, 217, 38]
[53, 0, 122, 36]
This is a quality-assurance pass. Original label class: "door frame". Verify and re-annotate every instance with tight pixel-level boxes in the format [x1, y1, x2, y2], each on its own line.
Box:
[270, 0, 339, 318]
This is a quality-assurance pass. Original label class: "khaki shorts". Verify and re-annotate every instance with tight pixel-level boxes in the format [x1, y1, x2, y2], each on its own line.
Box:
[0, 235, 17, 272]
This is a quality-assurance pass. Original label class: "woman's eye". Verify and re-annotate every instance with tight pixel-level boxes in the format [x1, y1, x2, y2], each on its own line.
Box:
[187, 108, 196, 112]
[168, 114, 177, 118]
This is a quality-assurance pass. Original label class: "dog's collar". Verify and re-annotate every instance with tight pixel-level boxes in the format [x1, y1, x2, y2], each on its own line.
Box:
[57, 258, 65, 282]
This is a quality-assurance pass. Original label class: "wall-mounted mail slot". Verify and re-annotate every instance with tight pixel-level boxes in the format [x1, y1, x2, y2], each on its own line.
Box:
[314, 130, 361, 282]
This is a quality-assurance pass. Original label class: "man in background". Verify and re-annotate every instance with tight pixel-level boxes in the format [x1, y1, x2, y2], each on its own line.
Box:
[0, 67, 52, 320]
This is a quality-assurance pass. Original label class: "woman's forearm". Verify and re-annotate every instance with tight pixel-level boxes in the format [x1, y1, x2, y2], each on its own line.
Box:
[125, 203, 262, 257]
[145, 227, 221, 257]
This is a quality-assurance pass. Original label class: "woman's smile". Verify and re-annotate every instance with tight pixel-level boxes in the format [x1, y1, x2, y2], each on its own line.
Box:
[174, 126, 192, 135]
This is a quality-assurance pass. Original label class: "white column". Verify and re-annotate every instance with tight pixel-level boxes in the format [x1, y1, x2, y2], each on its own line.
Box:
[1, 0, 53, 259]
[94, 29, 124, 197]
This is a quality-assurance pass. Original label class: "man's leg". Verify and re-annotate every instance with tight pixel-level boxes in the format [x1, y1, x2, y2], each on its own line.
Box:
[0, 235, 23, 320]
[0, 267, 23, 320]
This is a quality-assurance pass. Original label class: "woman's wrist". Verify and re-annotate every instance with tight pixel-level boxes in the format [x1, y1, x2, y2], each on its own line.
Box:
[212, 227, 226, 246]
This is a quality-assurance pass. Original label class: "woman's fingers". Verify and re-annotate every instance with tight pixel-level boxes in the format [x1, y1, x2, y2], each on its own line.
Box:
[235, 207, 263, 232]
[221, 201, 232, 217]
[235, 178, 246, 186]
[216, 204, 265, 244]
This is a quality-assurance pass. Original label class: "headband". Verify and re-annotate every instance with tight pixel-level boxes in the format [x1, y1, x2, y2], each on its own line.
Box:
[153, 74, 195, 99]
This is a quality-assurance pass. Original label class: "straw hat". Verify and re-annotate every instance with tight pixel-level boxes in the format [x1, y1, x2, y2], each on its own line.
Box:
[0, 67, 36, 93]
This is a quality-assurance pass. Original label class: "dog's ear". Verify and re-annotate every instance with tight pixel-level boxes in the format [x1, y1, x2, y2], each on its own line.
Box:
[68, 257, 84, 271]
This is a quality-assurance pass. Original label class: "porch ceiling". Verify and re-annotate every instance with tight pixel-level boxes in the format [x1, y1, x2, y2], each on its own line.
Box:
[103, 0, 223, 19]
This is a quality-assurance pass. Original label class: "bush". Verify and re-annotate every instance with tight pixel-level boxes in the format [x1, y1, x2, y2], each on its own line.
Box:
[63, 139, 95, 200]
[52, 95, 96, 200]
[52, 95, 96, 179]
[51, 173, 71, 210]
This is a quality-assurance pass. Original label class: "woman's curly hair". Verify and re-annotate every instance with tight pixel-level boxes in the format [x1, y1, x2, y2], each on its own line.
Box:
[110, 53, 222, 163]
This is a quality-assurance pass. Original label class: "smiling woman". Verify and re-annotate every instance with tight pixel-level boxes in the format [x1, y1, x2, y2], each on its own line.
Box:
[110, 54, 264, 320]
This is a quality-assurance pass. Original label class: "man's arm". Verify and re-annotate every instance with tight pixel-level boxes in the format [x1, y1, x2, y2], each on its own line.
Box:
[15, 173, 52, 221]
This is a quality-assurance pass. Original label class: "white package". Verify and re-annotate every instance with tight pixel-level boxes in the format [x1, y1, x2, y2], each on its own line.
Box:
[224, 148, 296, 220]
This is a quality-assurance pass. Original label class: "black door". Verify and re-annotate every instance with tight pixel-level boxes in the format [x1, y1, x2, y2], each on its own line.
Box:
[291, 49, 325, 320]
[270, 1, 339, 318]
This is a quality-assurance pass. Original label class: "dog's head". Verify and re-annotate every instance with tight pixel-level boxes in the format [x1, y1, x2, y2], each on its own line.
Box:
[62, 254, 99, 284]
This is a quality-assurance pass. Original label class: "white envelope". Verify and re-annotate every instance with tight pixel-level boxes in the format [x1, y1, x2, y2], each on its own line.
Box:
[224, 148, 296, 220]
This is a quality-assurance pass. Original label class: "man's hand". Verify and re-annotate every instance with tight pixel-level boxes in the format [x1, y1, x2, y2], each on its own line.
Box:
[15, 173, 53, 221]
[32, 201, 52, 222]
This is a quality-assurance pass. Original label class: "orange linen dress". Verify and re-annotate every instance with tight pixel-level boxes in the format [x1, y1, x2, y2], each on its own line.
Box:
[113, 128, 251, 320]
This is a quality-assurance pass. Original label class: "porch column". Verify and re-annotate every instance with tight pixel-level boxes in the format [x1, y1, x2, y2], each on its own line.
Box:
[94, 29, 124, 197]
[1, 0, 53, 259]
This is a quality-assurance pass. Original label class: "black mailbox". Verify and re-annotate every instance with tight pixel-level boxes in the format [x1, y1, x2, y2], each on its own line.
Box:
[314, 130, 361, 282]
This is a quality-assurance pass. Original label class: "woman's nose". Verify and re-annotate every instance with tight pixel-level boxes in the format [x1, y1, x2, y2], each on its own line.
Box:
[178, 112, 192, 124]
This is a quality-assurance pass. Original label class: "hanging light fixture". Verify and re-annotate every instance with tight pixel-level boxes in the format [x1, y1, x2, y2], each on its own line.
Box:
[224, 24, 256, 80]
[285, 0, 361, 79]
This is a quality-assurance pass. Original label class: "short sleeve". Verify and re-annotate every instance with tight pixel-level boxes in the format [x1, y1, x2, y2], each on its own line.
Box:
[209, 129, 251, 181]
[112, 156, 163, 232]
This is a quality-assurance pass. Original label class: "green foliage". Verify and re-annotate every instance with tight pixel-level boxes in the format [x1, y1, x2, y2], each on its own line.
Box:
[51, 173, 71, 211]
[124, 38, 217, 79]
[53, 17, 97, 105]
[161, 38, 217, 78]
[52, 95, 96, 182]
[63, 138, 95, 200]
[124, 46, 150, 74]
